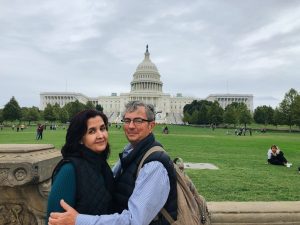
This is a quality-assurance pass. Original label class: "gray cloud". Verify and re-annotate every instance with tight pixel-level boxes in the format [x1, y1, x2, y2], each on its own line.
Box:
[1, 0, 300, 109]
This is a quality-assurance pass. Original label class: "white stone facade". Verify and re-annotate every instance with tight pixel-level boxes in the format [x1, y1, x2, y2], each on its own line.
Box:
[40, 46, 253, 124]
[206, 94, 253, 111]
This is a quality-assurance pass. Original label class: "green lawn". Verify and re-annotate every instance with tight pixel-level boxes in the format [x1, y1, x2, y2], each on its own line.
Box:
[0, 125, 299, 201]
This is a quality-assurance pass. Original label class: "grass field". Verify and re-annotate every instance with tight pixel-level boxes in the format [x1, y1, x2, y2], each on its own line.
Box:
[0, 124, 299, 201]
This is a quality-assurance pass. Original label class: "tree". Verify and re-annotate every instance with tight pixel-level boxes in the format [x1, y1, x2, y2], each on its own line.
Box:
[96, 104, 103, 112]
[183, 100, 202, 115]
[3, 96, 22, 122]
[223, 102, 253, 128]
[183, 100, 197, 124]
[278, 88, 299, 131]
[22, 107, 40, 125]
[43, 104, 56, 122]
[59, 108, 69, 123]
[190, 111, 200, 124]
[85, 101, 96, 110]
[223, 106, 238, 127]
[253, 105, 274, 125]
[182, 111, 190, 124]
[208, 101, 223, 125]
[0, 109, 3, 123]
[239, 107, 252, 128]
[197, 101, 210, 124]
[52, 103, 61, 121]
[235, 102, 252, 128]
[291, 95, 300, 128]
[183, 100, 213, 124]
[63, 100, 86, 120]
[272, 108, 285, 127]
[21, 107, 29, 122]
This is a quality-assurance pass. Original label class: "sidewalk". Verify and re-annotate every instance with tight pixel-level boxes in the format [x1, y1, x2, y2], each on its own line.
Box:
[208, 201, 300, 225]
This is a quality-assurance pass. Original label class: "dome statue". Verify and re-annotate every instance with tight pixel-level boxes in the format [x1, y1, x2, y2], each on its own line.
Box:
[130, 45, 163, 93]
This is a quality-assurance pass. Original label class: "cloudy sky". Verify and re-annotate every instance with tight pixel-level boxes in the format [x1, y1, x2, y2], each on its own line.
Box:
[1, 0, 300, 109]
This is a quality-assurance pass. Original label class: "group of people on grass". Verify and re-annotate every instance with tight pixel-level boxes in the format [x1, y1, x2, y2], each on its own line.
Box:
[46, 100, 298, 225]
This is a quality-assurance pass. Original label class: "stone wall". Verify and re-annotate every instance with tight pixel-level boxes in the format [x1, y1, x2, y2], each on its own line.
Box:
[0, 144, 61, 225]
[208, 201, 300, 225]
[1, 144, 299, 225]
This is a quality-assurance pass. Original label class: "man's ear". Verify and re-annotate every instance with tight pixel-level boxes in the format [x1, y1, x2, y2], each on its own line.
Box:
[149, 121, 155, 130]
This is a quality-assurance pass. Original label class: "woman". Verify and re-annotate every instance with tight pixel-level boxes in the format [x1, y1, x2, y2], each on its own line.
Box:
[267, 144, 292, 167]
[47, 109, 114, 222]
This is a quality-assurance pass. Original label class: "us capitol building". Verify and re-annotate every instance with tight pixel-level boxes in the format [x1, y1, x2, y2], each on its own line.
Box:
[40, 46, 253, 124]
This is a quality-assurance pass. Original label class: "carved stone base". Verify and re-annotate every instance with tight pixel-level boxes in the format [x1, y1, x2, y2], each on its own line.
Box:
[0, 144, 62, 225]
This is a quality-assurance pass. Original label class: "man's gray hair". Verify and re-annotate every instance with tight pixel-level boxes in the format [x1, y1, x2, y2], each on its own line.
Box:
[122, 101, 155, 121]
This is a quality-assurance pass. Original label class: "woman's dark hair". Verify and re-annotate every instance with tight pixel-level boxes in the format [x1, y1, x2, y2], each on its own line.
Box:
[271, 144, 278, 149]
[61, 109, 110, 159]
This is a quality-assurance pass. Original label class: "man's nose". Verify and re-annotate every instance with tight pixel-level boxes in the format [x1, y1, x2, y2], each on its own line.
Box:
[128, 120, 136, 128]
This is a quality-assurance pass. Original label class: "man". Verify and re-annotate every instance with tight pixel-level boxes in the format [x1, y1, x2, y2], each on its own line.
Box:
[49, 101, 177, 225]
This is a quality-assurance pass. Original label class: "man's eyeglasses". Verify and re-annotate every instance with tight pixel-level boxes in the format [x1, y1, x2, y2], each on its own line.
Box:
[121, 118, 152, 125]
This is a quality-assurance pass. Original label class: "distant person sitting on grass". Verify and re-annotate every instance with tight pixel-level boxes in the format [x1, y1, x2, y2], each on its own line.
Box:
[267, 145, 292, 167]
[163, 125, 169, 134]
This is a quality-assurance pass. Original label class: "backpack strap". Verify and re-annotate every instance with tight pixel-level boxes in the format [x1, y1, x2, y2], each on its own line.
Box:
[161, 208, 175, 224]
[137, 145, 165, 175]
[137, 146, 175, 224]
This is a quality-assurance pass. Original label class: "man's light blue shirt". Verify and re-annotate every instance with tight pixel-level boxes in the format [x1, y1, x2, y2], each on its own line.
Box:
[76, 144, 170, 225]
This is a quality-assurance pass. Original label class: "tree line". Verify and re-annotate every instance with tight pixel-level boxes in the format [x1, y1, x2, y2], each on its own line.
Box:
[0, 98, 103, 125]
[183, 88, 300, 131]
[0, 88, 299, 130]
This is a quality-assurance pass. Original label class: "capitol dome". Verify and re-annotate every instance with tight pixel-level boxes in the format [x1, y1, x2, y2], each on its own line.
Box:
[130, 45, 163, 93]
[136, 47, 158, 72]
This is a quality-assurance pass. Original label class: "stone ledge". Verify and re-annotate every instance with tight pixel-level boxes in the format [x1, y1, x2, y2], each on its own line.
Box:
[0, 144, 55, 153]
[208, 201, 300, 225]
[0, 144, 62, 186]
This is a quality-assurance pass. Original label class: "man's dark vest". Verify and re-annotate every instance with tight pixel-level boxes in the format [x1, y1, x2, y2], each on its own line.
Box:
[52, 148, 114, 215]
[114, 133, 177, 225]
